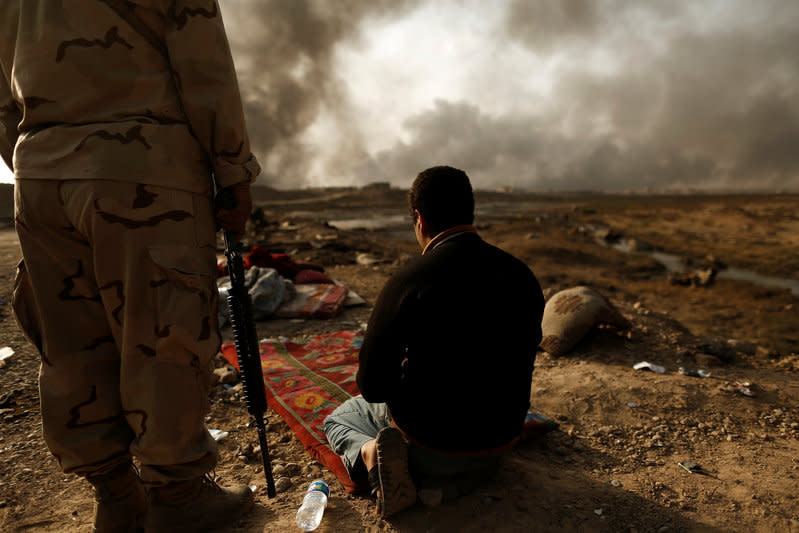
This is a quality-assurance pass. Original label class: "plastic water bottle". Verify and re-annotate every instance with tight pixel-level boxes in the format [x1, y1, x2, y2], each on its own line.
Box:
[295, 480, 330, 531]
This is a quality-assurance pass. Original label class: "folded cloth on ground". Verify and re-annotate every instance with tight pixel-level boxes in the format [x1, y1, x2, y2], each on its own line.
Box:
[539, 286, 630, 357]
[217, 266, 297, 325]
[221, 332, 559, 494]
[275, 283, 349, 319]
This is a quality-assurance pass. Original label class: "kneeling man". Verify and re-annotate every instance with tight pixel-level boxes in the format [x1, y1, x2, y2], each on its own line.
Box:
[324, 166, 545, 516]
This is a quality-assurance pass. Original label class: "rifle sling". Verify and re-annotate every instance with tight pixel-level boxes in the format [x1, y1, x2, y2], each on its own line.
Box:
[98, 0, 170, 61]
[98, 0, 209, 170]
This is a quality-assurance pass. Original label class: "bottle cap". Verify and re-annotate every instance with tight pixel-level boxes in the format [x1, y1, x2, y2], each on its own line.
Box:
[307, 480, 330, 497]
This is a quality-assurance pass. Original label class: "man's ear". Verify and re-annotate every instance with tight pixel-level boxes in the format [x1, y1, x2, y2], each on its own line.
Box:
[414, 209, 429, 236]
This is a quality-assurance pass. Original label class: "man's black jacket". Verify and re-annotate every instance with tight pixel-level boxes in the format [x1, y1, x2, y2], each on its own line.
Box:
[356, 232, 544, 453]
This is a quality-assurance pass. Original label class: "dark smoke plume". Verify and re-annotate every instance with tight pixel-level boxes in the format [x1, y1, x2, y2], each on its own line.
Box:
[376, 0, 799, 191]
[223, 0, 799, 191]
[220, 0, 420, 188]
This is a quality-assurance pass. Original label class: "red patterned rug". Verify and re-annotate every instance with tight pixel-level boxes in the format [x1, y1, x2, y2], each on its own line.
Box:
[221, 331, 365, 493]
[221, 331, 558, 494]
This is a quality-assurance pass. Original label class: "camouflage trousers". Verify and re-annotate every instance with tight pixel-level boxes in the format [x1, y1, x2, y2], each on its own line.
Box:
[13, 179, 221, 484]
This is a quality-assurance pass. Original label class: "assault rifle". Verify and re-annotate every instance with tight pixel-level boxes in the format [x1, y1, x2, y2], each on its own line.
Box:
[218, 188, 277, 498]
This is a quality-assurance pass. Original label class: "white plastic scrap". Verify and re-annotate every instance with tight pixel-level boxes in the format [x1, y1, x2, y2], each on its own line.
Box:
[0, 347, 14, 361]
[633, 361, 666, 374]
[208, 429, 229, 442]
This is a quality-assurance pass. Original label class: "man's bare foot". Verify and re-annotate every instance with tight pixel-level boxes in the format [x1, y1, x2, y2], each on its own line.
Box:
[360, 439, 378, 472]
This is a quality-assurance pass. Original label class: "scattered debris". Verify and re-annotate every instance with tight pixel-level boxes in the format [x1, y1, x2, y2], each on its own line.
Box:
[678, 367, 711, 378]
[208, 429, 229, 442]
[214, 366, 239, 385]
[734, 381, 755, 397]
[0, 347, 13, 368]
[356, 252, 381, 266]
[633, 361, 666, 374]
[342, 289, 367, 307]
[586, 225, 622, 242]
[678, 461, 719, 479]
[669, 267, 717, 288]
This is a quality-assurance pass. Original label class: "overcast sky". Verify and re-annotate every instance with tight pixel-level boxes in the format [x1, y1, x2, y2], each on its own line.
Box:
[3, 0, 799, 191]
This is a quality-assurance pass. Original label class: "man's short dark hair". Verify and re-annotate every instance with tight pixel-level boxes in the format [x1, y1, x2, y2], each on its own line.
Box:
[408, 166, 474, 235]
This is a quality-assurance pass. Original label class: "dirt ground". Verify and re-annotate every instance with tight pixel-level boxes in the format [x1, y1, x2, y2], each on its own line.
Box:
[0, 189, 797, 532]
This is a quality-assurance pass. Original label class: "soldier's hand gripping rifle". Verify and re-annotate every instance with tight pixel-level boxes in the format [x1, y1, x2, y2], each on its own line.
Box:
[217, 188, 277, 498]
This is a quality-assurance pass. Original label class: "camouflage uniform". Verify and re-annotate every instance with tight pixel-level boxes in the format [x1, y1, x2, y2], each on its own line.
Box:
[0, 1, 259, 485]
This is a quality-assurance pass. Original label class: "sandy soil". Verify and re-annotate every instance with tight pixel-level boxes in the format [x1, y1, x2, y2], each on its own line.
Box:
[0, 190, 797, 532]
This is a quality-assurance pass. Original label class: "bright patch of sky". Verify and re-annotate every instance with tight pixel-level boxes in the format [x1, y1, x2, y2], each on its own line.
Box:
[303, 0, 561, 169]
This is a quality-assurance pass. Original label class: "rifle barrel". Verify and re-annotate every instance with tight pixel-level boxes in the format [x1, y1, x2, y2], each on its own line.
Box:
[256, 419, 277, 497]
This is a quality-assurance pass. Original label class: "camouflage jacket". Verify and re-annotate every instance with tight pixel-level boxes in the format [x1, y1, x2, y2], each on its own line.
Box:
[0, 0, 260, 192]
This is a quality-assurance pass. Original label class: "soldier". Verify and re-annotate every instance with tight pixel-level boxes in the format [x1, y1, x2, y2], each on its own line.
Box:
[1, 1, 258, 531]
